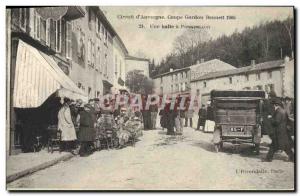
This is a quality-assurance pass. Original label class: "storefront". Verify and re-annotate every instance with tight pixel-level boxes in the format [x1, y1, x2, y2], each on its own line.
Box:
[10, 40, 88, 154]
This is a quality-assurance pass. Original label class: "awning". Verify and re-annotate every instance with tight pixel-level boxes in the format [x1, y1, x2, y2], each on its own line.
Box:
[13, 40, 88, 108]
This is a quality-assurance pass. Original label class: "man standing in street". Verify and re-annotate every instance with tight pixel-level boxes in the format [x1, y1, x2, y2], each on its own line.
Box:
[78, 104, 97, 157]
[149, 98, 158, 130]
[185, 100, 194, 127]
[263, 98, 294, 162]
[196, 104, 207, 131]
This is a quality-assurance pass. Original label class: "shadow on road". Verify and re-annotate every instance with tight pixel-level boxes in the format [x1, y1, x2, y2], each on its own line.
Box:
[157, 130, 166, 135]
[190, 140, 289, 161]
[190, 140, 216, 152]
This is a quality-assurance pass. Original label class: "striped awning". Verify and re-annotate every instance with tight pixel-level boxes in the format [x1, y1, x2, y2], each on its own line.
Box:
[13, 40, 88, 108]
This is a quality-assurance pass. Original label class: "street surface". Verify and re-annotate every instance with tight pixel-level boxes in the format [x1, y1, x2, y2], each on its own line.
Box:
[7, 128, 294, 190]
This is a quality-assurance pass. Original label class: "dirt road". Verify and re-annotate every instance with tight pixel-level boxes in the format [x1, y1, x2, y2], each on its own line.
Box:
[7, 128, 294, 190]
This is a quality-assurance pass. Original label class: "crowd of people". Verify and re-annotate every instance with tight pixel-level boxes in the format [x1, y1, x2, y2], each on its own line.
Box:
[57, 97, 143, 157]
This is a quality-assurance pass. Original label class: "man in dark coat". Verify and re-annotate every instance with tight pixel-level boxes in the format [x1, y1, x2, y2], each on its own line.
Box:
[263, 98, 294, 162]
[78, 104, 97, 156]
[262, 98, 275, 136]
[196, 104, 207, 131]
[165, 103, 176, 135]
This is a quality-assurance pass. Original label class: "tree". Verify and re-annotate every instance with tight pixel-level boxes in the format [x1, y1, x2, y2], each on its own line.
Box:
[173, 29, 210, 65]
[125, 70, 154, 94]
[283, 16, 294, 59]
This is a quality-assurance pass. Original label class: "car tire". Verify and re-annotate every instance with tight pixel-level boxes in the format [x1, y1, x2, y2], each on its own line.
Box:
[254, 143, 260, 155]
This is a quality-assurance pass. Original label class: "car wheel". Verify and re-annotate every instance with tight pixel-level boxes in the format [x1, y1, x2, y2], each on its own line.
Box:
[254, 143, 260, 155]
[214, 144, 220, 153]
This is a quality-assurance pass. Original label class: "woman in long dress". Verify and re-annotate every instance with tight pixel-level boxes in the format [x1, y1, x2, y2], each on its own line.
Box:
[57, 97, 77, 153]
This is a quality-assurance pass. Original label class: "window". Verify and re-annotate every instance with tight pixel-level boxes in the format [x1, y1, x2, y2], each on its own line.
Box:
[77, 82, 82, 88]
[203, 81, 207, 88]
[183, 72, 186, 79]
[33, 10, 40, 39]
[245, 74, 249, 81]
[97, 40, 101, 71]
[40, 17, 47, 42]
[196, 89, 200, 96]
[171, 85, 173, 93]
[46, 19, 50, 46]
[19, 8, 27, 31]
[229, 77, 232, 84]
[66, 22, 72, 59]
[256, 73, 261, 80]
[160, 77, 163, 83]
[175, 84, 179, 92]
[92, 41, 95, 67]
[55, 20, 62, 53]
[105, 54, 108, 76]
[268, 71, 272, 79]
[160, 87, 163, 94]
[96, 91, 100, 98]
[115, 56, 118, 75]
[88, 9, 92, 29]
[87, 39, 91, 65]
[88, 87, 92, 98]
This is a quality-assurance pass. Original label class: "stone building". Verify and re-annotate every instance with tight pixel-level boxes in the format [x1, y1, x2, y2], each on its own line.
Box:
[153, 67, 190, 96]
[190, 58, 294, 105]
[125, 56, 150, 78]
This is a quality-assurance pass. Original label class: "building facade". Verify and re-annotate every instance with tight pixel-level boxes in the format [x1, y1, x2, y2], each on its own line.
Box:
[8, 7, 86, 154]
[125, 56, 150, 78]
[70, 6, 116, 97]
[190, 58, 294, 105]
[112, 36, 128, 94]
[153, 67, 190, 95]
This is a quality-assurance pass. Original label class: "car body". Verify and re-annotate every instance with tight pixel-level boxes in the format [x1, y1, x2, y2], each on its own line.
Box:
[211, 90, 265, 154]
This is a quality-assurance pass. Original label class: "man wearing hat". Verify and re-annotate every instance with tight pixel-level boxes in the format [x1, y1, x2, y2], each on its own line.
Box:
[263, 97, 294, 162]
[94, 98, 101, 119]
[78, 103, 97, 156]
[196, 104, 207, 131]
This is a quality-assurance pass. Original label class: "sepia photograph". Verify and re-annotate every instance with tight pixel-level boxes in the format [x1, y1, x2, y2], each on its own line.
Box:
[5, 6, 295, 191]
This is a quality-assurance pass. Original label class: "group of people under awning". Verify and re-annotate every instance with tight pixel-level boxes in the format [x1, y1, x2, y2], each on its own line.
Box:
[57, 97, 143, 157]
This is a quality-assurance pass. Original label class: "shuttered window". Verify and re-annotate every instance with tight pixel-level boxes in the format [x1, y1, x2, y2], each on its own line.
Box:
[55, 20, 62, 53]
[19, 8, 27, 31]
[66, 21, 72, 59]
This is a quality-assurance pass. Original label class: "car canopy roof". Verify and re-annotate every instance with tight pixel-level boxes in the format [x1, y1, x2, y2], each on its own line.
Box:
[211, 90, 265, 99]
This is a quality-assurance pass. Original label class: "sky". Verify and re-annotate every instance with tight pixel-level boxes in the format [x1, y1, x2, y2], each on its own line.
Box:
[101, 6, 293, 63]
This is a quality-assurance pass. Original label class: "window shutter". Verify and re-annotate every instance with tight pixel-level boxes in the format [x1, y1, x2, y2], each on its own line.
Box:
[50, 19, 56, 50]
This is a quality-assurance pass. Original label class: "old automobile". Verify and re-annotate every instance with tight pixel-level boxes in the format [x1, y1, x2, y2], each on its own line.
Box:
[211, 90, 265, 154]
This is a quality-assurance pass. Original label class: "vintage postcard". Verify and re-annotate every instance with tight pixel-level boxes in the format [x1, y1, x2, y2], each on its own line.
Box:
[6, 6, 295, 191]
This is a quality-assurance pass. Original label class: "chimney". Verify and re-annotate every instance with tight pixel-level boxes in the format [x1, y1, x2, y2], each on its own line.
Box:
[196, 60, 200, 64]
[284, 56, 290, 63]
[170, 68, 173, 72]
[251, 60, 255, 65]
[200, 58, 205, 63]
